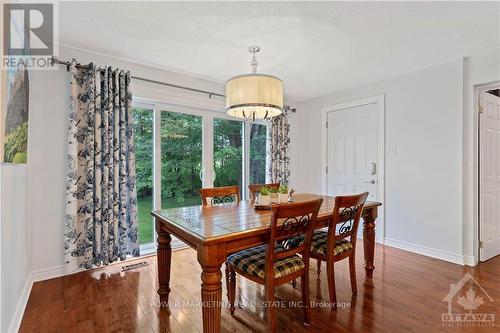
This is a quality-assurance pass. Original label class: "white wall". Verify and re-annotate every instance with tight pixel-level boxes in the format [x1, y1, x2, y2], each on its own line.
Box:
[1, 165, 30, 333]
[293, 60, 466, 263]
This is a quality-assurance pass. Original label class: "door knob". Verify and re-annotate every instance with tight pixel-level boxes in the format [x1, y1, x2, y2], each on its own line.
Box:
[364, 180, 376, 184]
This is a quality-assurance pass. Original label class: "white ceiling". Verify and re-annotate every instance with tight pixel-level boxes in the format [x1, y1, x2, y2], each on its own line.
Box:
[59, 1, 500, 101]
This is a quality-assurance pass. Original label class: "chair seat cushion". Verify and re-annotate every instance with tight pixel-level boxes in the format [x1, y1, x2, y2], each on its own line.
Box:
[311, 231, 353, 256]
[227, 245, 305, 279]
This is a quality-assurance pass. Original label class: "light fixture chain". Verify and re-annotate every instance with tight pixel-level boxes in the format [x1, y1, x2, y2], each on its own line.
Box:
[249, 46, 260, 73]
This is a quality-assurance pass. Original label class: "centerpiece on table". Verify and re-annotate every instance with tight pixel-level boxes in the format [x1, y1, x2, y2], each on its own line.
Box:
[258, 187, 271, 206]
[269, 187, 279, 203]
[255, 184, 291, 209]
[278, 185, 288, 203]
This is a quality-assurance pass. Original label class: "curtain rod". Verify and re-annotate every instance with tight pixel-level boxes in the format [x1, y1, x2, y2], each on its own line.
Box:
[50, 56, 225, 99]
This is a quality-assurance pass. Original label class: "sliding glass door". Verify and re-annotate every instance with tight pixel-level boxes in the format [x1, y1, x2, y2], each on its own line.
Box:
[213, 118, 243, 195]
[161, 111, 203, 208]
[132, 106, 155, 245]
[133, 100, 267, 250]
[249, 123, 267, 184]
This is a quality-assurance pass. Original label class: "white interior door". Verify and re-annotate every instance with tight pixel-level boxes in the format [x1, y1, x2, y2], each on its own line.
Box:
[326, 102, 379, 202]
[479, 90, 500, 261]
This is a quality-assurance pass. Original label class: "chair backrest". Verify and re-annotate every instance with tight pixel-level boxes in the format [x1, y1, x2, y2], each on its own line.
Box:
[248, 183, 280, 202]
[328, 192, 368, 250]
[199, 186, 240, 206]
[266, 198, 323, 273]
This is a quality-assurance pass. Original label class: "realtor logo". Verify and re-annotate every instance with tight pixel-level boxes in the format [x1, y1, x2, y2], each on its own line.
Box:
[441, 272, 495, 328]
[2, 2, 58, 69]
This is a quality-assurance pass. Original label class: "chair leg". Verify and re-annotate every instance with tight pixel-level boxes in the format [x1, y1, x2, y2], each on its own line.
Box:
[349, 254, 357, 295]
[225, 262, 229, 292]
[228, 266, 236, 315]
[326, 260, 337, 308]
[316, 259, 321, 274]
[265, 281, 277, 333]
[301, 273, 311, 326]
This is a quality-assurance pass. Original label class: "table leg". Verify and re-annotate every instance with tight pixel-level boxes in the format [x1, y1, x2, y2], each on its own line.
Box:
[197, 245, 224, 333]
[362, 207, 377, 278]
[156, 220, 172, 305]
[200, 264, 223, 333]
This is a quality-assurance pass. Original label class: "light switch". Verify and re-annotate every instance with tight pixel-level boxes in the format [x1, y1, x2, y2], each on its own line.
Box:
[388, 145, 398, 156]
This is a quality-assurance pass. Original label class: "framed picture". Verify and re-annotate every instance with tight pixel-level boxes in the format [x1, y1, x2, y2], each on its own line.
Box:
[1, 66, 29, 164]
[0, 68, 5, 162]
[1, 2, 29, 164]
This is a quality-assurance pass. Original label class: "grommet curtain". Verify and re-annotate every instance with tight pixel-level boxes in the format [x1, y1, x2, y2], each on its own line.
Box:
[64, 59, 139, 270]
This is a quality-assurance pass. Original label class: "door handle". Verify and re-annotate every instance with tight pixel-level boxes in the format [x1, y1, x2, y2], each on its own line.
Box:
[364, 179, 376, 184]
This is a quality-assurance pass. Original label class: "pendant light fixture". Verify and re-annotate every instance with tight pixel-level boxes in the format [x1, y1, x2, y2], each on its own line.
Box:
[226, 46, 283, 120]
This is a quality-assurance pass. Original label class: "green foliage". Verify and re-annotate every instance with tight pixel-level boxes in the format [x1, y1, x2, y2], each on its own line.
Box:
[132, 108, 268, 244]
[269, 187, 278, 193]
[279, 185, 288, 194]
[12, 152, 27, 163]
[249, 124, 267, 184]
[213, 118, 242, 188]
[3, 121, 28, 163]
[133, 109, 154, 197]
[161, 111, 203, 202]
[259, 187, 270, 196]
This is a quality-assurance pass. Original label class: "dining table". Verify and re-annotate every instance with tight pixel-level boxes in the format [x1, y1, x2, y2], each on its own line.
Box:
[152, 193, 382, 333]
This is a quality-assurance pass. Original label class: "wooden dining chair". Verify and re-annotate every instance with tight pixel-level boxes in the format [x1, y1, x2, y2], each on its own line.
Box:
[310, 192, 368, 307]
[248, 183, 280, 202]
[226, 198, 323, 332]
[199, 186, 240, 206]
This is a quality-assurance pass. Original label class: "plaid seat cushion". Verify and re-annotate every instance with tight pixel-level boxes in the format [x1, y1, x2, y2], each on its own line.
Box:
[227, 245, 305, 279]
[311, 231, 353, 256]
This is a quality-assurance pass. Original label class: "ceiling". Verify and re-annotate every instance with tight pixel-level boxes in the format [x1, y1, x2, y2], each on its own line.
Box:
[59, 1, 500, 102]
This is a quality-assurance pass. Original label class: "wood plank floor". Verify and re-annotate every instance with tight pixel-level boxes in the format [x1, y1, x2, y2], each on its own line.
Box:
[19, 242, 500, 332]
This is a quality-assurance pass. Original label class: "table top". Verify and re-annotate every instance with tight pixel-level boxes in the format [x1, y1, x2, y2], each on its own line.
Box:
[152, 193, 381, 244]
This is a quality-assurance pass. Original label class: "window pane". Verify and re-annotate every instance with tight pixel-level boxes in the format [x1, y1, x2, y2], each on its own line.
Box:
[250, 123, 267, 184]
[161, 111, 202, 209]
[213, 118, 243, 193]
[133, 107, 154, 245]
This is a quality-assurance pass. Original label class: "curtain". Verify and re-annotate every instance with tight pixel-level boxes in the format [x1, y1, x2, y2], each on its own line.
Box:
[65, 60, 139, 271]
[268, 106, 292, 185]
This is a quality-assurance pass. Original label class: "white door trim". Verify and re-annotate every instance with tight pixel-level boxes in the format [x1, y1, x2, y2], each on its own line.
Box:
[321, 95, 385, 243]
[476, 83, 500, 262]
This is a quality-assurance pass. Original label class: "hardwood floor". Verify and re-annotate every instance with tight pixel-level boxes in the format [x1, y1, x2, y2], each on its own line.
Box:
[19, 242, 500, 332]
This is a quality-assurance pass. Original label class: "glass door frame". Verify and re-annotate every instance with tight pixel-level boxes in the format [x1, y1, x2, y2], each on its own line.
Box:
[133, 97, 267, 253]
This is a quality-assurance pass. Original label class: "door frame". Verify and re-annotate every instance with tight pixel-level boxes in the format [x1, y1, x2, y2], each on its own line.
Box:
[476, 83, 500, 261]
[321, 95, 385, 243]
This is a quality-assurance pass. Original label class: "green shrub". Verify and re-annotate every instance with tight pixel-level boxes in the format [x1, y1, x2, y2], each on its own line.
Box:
[3, 122, 28, 163]
[12, 152, 27, 163]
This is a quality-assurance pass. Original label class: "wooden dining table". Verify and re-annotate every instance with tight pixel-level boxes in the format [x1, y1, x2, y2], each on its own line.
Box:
[152, 193, 382, 333]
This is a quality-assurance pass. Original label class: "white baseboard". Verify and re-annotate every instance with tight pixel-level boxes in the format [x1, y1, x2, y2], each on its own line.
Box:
[463, 255, 477, 266]
[384, 237, 466, 265]
[8, 275, 33, 333]
[31, 265, 66, 282]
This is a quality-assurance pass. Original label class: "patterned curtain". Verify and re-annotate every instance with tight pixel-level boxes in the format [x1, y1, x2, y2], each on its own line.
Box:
[65, 60, 139, 271]
[268, 106, 293, 184]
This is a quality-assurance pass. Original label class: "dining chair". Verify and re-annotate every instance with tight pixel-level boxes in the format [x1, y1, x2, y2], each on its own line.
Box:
[310, 192, 368, 307]
[199, 186, 240, 206]
[226, 198, 323, 332]
[248, 183, 280, 202]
